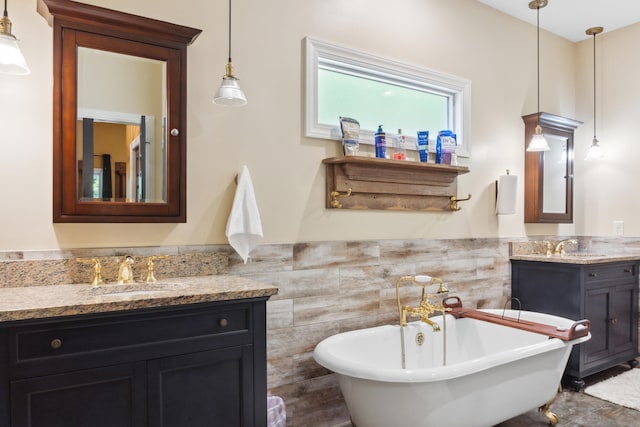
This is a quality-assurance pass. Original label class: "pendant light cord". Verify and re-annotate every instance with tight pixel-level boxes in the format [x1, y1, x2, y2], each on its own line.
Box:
[227, 0, 232, 63]
[3, 0, 8, 18]
[535, 4, 541, 127]
[593, 32, 597, 140]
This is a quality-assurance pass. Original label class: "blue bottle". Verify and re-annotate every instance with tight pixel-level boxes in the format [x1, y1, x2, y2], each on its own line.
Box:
[374, 125, 386, 158]
[417, 131, 429, 162]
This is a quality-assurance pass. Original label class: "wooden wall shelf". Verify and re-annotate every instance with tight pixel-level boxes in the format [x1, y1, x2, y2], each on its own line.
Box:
[323, 157, 470, 211]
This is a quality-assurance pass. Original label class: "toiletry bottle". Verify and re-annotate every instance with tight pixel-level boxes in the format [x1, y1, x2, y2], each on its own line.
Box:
[393, 129, 406, 160]
[374, 125, 386, 158]
[437, 130, 456, 164]
[417, 131, 429, 162]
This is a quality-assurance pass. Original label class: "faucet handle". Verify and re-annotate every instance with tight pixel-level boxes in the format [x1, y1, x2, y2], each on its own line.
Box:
[77, 257, 105, 287]
[145, 255, 169, 283]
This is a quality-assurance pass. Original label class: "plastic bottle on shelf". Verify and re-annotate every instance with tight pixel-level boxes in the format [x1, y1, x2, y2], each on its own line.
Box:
[392, 129, 407, 160]
[374, 125, 386, 158]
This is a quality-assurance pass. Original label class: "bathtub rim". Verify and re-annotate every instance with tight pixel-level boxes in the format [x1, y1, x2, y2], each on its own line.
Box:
[313, 309, 590, 383]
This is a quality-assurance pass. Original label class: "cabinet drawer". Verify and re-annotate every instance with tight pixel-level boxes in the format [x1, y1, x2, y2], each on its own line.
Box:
[584, 263, 636, 284]
[9, 303, 252, 378]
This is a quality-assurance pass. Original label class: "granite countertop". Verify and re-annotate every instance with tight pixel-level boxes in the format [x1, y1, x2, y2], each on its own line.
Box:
[509, 253, 640, 265]
[0, 276, 278, 322]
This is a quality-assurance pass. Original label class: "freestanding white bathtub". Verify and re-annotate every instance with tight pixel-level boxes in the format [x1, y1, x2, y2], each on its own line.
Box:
[313, 309, 590, 427]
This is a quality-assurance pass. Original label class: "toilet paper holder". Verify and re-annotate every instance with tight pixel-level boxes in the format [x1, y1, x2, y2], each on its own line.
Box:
[495, 169, 518, 215]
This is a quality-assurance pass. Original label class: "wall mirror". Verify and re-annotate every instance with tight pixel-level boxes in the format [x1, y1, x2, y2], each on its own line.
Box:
[39, 0, 201, 222]
[523, 112, 582, 223]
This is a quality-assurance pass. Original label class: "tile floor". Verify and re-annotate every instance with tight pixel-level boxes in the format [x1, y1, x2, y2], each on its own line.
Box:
[497, 363, 639, 427]
[342, 363, 639, 427]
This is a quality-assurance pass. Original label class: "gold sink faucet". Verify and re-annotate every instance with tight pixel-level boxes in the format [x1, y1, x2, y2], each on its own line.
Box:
[117, 256, 135, 284]
[553, 239, 577, 256]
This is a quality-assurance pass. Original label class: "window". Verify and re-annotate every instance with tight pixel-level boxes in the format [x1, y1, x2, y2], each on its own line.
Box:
[305, 37, 471, 157]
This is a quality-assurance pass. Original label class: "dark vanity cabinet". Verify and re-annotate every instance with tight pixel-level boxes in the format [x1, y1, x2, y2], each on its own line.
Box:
[511, 260, 639, 390]
[0, 298, 268, 427]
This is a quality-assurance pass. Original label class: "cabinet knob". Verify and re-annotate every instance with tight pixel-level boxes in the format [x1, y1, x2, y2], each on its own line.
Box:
[50, 338, 63, 350]
[218, 318, 228, 328]
[588, 272, 598, 278]
[610, 318, 618, 326]
[624, 268, 632, 273]
[170, 128, 180, 137]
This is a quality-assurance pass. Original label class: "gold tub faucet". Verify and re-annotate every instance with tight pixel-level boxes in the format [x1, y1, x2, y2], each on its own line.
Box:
[402, 299, 443, 332]
[396, 275, 449, 331]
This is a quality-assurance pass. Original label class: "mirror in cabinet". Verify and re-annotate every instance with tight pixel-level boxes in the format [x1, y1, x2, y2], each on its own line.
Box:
[523, 112, 582, 224]
[39, 0, 201, 222]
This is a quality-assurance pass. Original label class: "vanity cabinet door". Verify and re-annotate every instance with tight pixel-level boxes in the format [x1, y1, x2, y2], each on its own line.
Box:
[584, 286, 610, 365]
[147, 345, 255, 427]
[609, 283, 637, 354]
[585, 282, 638, 368]
[10, 362, 146, 427]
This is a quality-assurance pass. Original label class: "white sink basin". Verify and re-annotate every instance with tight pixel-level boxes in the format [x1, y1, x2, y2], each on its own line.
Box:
[83, 283, 187, 298]
[560, 253, 607, 258]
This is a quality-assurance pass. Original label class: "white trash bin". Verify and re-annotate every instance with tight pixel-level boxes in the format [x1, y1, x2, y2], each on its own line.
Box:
[267, 396, 286, 427]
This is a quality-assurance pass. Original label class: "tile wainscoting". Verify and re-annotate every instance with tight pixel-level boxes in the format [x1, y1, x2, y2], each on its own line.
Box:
[1, 236, 638, 426]
[231, 236, 640, 426]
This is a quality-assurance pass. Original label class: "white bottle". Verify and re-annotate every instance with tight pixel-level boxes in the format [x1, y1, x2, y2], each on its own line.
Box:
[393, 129, 407, 160]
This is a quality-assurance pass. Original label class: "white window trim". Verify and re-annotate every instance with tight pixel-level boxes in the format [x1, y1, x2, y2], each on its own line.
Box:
[304, 37, 471, 157]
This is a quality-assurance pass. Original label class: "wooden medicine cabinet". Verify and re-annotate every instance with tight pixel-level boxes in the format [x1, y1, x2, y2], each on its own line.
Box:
[39, 0, 201, 222]
[523, 112, 582, 223]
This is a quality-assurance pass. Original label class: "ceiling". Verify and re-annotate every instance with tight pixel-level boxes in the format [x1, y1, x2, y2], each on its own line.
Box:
[477, 0, 640, 42]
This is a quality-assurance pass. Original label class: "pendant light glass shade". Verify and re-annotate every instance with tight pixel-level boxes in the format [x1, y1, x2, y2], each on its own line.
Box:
[213, 62, 247, 106]
[527, 124, 550, 152]
[213, 0, 246, 106]
[586, 138, 603, 160]
[585, 26, 603, 160]
[526, 0, 548, 152]
[0, 2, 30, 76]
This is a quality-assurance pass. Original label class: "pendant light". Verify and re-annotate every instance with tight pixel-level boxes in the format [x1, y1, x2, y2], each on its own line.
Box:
[585, 26, 604, 160]
[213, 0, 247, 106]
[526, 0, 550, 152]
[0, 0, 30, 75]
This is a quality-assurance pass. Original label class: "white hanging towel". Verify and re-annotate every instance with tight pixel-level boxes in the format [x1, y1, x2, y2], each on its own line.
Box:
[226, 166, 264, 263]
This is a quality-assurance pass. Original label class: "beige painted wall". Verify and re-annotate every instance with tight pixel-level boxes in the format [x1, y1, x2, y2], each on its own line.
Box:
[2, 0, 631, 251]
[574, 23, 640, 237]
